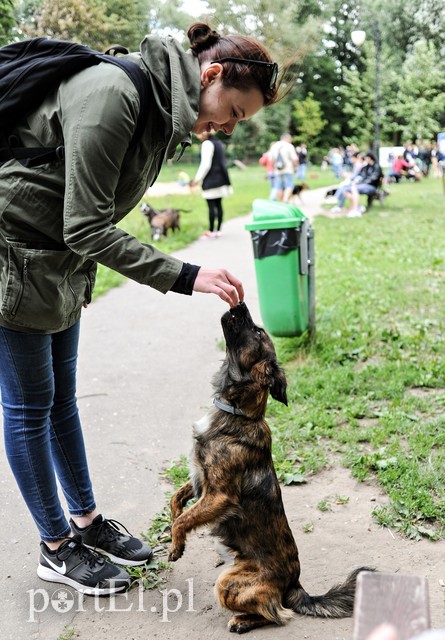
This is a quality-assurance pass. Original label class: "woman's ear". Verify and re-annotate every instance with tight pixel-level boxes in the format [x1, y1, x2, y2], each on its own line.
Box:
[200, 62, 223, 87]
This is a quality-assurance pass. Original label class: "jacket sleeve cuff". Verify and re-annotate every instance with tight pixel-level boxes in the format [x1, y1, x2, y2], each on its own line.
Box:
[169, 263, 200, 295]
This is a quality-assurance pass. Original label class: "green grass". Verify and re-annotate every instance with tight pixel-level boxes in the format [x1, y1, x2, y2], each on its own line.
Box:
[93, 164, 445, 542]
[57, 627, 78, 640]
[268, 176, 445, 540]
[124, 505, 174, 589]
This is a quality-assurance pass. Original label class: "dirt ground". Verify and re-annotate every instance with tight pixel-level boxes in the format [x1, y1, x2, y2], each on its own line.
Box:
[142, 464, 445, 640]
[17, 465, 444, 640]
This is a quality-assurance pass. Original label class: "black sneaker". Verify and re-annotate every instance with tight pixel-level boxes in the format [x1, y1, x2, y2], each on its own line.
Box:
[70, 515, 153, 566]
[37, 535, 131, 595]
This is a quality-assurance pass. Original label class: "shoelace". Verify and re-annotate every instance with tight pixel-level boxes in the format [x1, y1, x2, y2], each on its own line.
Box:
[57, 536, 105, 569]
[94, 518, 132, 545]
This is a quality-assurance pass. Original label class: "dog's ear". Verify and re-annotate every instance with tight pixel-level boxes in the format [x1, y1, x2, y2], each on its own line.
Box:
[251, 361, 288, 406]
[269, 362, 288, 406]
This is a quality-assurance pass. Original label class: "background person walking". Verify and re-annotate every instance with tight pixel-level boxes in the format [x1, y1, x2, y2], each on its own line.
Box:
[271, 133, 298, 203]
[191, 131, 233, 238]
[295, 142, 308, 180]
[259, 142, 278, 199]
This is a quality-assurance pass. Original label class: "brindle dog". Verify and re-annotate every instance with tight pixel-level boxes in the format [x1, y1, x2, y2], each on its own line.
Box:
[168, 302, 372, 633]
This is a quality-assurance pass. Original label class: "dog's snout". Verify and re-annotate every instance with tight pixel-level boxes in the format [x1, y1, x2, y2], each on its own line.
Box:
[224, 302, 247, 324]
[222, 302, 256, 339]
[230, 301, 248, 319]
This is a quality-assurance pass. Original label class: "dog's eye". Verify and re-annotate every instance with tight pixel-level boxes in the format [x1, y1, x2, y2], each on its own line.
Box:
[254, 328, 262, 336]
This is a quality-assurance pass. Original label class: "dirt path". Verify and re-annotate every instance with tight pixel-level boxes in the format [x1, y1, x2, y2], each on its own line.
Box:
[145, 181, 195, 197]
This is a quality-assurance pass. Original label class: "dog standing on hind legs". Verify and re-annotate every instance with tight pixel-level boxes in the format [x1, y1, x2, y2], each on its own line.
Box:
[168, 302, 373, 633]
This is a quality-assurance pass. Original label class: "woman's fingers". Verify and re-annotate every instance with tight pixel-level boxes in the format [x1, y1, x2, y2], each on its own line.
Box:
[193, 268, 244, 307]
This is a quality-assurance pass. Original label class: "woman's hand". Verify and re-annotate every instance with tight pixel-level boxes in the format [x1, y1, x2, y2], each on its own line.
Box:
[366, 624, 399, 640]
[193, 268, 244, 307]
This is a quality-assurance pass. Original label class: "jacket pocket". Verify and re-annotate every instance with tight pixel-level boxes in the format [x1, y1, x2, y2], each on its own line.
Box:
[1, 241, 89, 331]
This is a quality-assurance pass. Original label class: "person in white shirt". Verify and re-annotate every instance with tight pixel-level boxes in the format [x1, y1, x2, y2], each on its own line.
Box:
[191, 131, 233, 238]
[271, 133, 298, 202]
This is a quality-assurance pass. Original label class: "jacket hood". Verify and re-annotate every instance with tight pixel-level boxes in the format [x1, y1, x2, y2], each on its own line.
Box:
[140, 34, 201, 160]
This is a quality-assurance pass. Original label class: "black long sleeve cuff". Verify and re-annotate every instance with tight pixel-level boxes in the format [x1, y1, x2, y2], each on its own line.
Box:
[169, 262, 200, 295]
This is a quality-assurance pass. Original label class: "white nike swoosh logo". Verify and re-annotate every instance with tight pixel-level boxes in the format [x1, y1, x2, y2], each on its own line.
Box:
[42, 553, 67, 575]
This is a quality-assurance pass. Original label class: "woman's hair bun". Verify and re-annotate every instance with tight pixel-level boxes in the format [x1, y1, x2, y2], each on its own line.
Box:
[187, 22, 221, 54]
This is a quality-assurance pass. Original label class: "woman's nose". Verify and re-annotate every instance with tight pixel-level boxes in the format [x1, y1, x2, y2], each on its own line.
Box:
[222, 121, 236, 135]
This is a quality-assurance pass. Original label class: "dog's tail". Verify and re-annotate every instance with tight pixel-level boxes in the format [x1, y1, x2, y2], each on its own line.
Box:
[255, 601, 295, 626]
[285, 567, 374, 618]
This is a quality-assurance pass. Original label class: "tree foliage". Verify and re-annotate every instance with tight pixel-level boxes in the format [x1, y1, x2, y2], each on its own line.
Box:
[7, 0, 445, 155]
[0, 0, 15, 44]
[394, 40, 445, 141]
[18, 0, 150, 49]
[295, 0, 445, 150]
[195, 0, 321, 57]
[291, 92, 327, 145]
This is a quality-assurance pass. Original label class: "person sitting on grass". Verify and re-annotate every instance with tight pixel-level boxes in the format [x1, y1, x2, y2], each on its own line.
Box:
[387, 155, 411, 183]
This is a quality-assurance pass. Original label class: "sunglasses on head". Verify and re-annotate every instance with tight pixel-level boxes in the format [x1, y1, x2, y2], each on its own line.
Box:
[210, 57, 279, 92]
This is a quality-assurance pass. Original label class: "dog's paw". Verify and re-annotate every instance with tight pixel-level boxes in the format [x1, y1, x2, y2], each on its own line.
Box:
[167, 545, 184, 562]
[228, 614, 269, 634]
[228, 618, 249, 634]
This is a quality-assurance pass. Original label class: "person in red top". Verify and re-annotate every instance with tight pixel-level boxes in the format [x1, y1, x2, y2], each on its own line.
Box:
[259, 142, 278, 199]
[387, 155, 411, 183]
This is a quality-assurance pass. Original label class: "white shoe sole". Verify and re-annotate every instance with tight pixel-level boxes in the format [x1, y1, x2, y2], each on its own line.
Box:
[85, 544, 153, 567]
[37, 564, 129, 595]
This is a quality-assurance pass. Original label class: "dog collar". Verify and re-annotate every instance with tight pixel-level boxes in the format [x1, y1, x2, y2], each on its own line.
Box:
[213, 397, 246, 416]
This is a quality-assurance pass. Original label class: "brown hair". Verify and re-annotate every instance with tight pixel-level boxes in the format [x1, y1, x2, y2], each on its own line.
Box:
[187, 22, 279, 106]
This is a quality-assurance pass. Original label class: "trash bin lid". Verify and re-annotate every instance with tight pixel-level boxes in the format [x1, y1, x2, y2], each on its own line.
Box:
[245, 198, 307, 230]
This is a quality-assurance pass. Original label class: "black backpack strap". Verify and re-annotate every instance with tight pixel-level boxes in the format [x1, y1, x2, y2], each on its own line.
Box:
[0, 135, 65, 168]
[0, 41, 149, 167]
[101, 55, 149, 149]
[104, 44, 130, 56]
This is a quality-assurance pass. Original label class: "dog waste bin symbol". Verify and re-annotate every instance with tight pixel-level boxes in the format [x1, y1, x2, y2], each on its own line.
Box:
[245, 199, 315, 338]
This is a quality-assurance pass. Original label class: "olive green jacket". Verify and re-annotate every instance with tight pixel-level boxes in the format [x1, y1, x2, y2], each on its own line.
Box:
[0, 34, 201, 333]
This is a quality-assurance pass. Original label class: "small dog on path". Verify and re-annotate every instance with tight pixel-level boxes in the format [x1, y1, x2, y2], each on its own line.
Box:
[168, 302, 372, 633]
[291, 182, 309, 204]
[140, 202, 188, 241]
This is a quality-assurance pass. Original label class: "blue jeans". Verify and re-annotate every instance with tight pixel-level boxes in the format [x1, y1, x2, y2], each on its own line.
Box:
[356, 183, 377, 196]
[332, 163, 344, 179]
[0, 322, 95, 541]
[335, 184, 349, 207]
[273, 172, 294, 191]
[296, 163, 307, 180]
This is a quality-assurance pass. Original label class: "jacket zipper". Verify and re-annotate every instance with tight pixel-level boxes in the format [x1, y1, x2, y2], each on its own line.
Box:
[11, 257, 28, 316]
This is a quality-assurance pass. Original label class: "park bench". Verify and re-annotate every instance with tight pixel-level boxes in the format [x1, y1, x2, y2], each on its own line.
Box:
[366, 177, 390, 209]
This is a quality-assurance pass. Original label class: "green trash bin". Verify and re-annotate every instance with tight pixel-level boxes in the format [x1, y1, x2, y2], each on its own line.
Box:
[245, 199, 315, 338]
